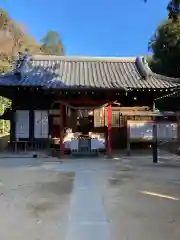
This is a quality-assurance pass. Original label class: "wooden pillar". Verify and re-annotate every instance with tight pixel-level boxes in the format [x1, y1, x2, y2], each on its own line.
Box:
[152, 123, 158, 163]
[176, 112, 180, 156]
[71, 109, 77, 132]
[107, 104, 112, 154]
[60, 103, 64, 155]
[127, 123, 131, 155]
[177, 112, 180, 145]
[10, 101, 16, 143]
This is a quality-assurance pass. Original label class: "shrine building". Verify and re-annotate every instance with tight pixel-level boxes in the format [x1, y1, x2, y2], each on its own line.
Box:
[0, 54, 179, 154]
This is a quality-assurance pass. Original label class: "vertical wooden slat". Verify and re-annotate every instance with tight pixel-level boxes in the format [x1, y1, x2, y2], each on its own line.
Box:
[107, 104, 112, 153]
[94, 108, 105, 127]
[177, 112, 180, 146]
[29, 109, 34, 141]
[10, 102, 16, 142]
[126, 123, 131, 155]
[71, 109, 77, 132]
[152, 123, 158, 163]
[60, 104, 64, 155]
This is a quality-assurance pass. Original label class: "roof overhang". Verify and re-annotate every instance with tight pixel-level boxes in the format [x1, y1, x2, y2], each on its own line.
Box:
[0, 54, 180, 91]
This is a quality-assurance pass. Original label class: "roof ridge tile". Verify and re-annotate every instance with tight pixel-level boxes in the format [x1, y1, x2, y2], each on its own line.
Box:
[31, 54, 136, 63]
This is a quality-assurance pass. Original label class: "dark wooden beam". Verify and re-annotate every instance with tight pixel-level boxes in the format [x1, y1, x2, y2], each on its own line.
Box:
[61, 98, 109, 105]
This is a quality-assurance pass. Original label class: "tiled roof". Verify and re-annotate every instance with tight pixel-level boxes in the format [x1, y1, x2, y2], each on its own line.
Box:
[0, 55, 180, 90]
[0, 73, 20, 86]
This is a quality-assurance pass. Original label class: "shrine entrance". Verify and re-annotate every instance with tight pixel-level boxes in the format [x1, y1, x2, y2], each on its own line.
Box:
[49, 98, 113, 156]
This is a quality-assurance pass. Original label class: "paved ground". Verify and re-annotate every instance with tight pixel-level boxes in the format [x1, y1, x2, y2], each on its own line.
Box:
[0, 151, 179, 239]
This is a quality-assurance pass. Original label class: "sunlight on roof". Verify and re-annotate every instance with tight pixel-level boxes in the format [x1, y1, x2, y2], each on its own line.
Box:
[139, 191, 179, 201]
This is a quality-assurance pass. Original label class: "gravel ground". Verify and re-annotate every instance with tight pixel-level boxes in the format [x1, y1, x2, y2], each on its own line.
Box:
[104, 154, 180, 240]
[0, 166, 74, 240]
[0, 152, 180, 240]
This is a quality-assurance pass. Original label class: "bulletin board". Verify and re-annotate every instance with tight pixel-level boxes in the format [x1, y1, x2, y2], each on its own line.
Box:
[127, 120, 177, 141]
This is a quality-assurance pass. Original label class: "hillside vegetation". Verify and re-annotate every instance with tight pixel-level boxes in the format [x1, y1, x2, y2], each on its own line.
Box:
[0, 8, 64, 135]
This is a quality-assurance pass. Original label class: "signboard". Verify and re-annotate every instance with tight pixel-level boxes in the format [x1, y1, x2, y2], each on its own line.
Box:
[127, 120, 177, 141]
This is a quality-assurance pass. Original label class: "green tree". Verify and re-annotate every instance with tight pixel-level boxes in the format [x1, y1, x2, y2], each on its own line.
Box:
[0, 9, 24, 58]
[144, 1, 180, 21]
[167, 0, 180, 20]
[0, 8, 40, 73]
[0, 8, 40, 134]
[40, 30, 64, 55]
[148, 19, 180, 77]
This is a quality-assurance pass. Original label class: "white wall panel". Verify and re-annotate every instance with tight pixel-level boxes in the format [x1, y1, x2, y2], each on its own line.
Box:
[34, 110, 48, 139]
[15, 110, 29, 139]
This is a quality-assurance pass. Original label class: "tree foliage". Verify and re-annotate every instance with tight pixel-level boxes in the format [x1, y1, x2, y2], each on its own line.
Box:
[40, 30, 64, 55]
[148, 19, 180, 77]
[0, 8, 65, 134]
[144, 0, 180, 22]
[0, 8, 40, 73]
[167, 0, 180, 21]
[145, 1, 180, 77]
[0, 8, 65, 73]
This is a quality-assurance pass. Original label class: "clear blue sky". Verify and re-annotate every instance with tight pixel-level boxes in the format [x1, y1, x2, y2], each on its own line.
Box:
[0, 0, 169, 56]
